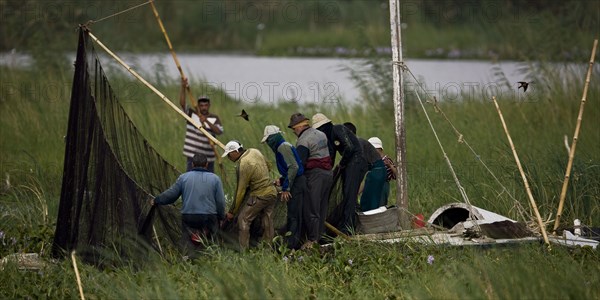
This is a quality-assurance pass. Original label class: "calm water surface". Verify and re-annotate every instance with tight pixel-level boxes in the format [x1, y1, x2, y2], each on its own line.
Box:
[1, 52, 533, 104]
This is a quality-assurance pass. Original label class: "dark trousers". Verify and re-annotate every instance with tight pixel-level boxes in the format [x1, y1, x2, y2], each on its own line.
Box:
[186, 157, 214, 172]
[181, 214, 219, 254]
[340, 156, 368, 234]
[303, 168, 333, 242]
[286, 175, 308, 250]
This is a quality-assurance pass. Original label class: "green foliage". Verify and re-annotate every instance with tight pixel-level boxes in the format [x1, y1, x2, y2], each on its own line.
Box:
[2, 0, 597, 62]
[1, 19, 600, 295]
[1, 240, 598, 298]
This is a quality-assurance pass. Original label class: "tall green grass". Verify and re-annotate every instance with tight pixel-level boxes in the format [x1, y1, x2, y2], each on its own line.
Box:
[1, 59, 599, 298]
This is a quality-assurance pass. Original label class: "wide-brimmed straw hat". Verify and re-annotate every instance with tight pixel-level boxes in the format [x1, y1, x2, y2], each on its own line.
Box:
[311, 113, 331, 129]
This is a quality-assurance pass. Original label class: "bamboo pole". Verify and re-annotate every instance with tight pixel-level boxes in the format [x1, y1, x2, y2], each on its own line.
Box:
[148, 0, 226, 176]
[492, 96, 549, 245]
[553, 39, 598, 233]
[86, 30, 226, 150]
[70, 251, 86, 300]
[325, 222, 351, 240]
[389, 0, 409, 229]
[148, 0, 195, 108]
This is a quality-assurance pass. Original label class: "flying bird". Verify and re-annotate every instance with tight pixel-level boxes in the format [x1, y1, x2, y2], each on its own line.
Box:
[237, 109, 249, 121]
[517, 81, 532, 92]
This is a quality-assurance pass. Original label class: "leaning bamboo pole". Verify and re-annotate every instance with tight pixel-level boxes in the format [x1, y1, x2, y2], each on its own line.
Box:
[148, 0, 226, 179]
[86, 29, 226, 150]
[553, 39, 598, 232]
[148, 0, 195, 108]
[325, 222, 351, 240]
[71, 251, 86, 300]
[492, 96, 549, 245]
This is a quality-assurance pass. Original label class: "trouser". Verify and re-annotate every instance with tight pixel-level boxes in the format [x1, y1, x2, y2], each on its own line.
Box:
[181, 214, 218, 254]
[237, 194, 277, 250]
[380, 181, 391, 207]
[340, 156, 368, 234]
[186, 157, 215, 172]
[286, 175, 308, 250]
[303, 168, 333, 241]
[360, 159, 387, 212]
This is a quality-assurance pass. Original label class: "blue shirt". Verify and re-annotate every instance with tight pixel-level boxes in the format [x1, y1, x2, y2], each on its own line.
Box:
[274, 141, 304, 191]
[154, 168, 226, 220]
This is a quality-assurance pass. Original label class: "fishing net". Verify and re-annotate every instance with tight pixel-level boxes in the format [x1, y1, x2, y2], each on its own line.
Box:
[52, 28, 289, 265]
[326, 171, 345, 232]
[51, 28, 187, 266]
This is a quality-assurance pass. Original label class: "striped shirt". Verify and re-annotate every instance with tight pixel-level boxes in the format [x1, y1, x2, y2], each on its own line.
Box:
[183, 107, 223, 162]
[382, 155, 397, 181]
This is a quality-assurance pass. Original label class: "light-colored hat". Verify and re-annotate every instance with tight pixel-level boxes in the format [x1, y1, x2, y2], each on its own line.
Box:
[311, 113, 332, 129]
[261, 125, 281, 143]
[368, 137, 383, 149]
[221, 140, 243, 157]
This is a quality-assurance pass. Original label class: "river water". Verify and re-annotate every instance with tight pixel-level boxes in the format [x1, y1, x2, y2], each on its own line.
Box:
[1, 52, 533, 105]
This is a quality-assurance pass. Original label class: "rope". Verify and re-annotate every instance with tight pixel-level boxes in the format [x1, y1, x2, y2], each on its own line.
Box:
[409, 74, 475, 215]
[403, 66, 529, 223]
[391, 60, 408, 71]
[85, 0, 152, 25]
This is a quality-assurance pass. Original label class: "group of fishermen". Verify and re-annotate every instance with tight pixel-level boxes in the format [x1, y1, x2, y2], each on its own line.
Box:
[150, 84, 397, 253]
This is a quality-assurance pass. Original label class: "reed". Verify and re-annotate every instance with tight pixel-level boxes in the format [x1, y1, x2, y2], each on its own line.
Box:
[0, 58, 599, 298]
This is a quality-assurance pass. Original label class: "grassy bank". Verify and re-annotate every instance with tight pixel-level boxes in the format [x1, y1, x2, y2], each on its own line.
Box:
[1, 58, 599, 298]
[1, 0, 598, 61]
[1, 243, 599, 299]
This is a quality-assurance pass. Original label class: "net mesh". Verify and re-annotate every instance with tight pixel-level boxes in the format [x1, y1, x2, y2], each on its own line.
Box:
[52, 29, 343, 264]
[51, 28, 182, 266]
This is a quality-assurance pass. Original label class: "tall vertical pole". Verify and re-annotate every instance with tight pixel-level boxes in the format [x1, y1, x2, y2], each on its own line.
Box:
[389, 0, 409, 228]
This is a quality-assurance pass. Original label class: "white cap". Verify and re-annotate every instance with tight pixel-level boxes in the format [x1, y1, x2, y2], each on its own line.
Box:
[221, 140, 243, 157]
[261, 125, 281, 143]
[368, 137, 383, 149]
[311, 113, 332, 129]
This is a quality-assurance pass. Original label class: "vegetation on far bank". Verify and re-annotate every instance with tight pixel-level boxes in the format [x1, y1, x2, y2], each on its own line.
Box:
[1, 0, 598, 63]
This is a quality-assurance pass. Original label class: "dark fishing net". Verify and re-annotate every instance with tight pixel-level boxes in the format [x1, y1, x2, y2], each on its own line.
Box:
[51, 28, 183, 266]
[325, 170, 345, 233]
[52, 28, 289, 264]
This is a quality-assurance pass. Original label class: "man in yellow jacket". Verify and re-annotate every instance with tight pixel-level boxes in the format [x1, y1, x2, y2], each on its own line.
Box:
[222, 140, 278, 250]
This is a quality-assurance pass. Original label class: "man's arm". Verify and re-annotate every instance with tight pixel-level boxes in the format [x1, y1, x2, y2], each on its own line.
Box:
[154, 178, 183, 205]
[384, 156, 398, 178]
[231, 162, 252, 215]
[203, 115, 223, 135]
[278, 144, 299, 191]
[179, 78, 188, 111]
[336, 126, 360, 167]
[296, 145, 309, 167]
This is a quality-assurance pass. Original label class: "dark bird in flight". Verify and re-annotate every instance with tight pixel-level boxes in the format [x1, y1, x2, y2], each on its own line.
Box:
[237, 109, 249, 121]
[517, 81, 532, 92]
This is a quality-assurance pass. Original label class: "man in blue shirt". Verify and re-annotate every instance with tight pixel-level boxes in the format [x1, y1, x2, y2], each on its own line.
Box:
[262, 125, 308, 250]
[150, 153, 226, 253]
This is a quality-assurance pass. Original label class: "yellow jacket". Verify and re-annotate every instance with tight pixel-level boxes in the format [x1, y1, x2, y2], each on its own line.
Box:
[231, 148, 277, 214]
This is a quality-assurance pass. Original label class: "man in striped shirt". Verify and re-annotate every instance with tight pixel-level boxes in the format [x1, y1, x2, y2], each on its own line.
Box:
[180, 78, 223, 172]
